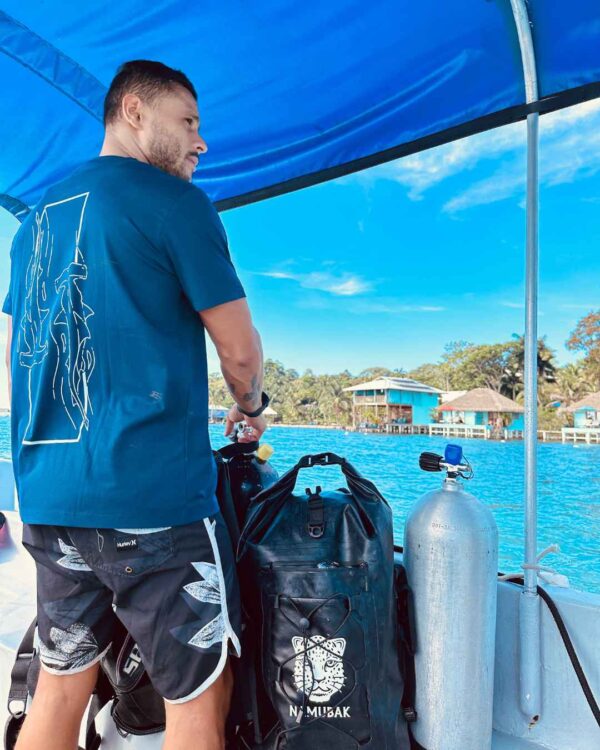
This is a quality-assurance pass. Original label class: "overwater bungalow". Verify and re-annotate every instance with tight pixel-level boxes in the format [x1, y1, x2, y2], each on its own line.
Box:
[263, 406, 279, 422]
[438, 388, 525, 434]
[344, 377, 441, 429]
[560, 392, 600, 444]
[567, 392, 600, 428]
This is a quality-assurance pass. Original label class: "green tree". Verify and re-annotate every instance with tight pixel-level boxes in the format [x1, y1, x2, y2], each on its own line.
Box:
[408, 362, 454, 391]
[450, 343, 513, 393]
[566, 310, 600, 389]
[566, 309, 600, 360]
[503, 336, 557, 402]
[356, 366, 405, 380]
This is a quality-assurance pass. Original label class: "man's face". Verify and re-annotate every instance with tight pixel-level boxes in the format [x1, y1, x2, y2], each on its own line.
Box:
[143, 86, 207, 182]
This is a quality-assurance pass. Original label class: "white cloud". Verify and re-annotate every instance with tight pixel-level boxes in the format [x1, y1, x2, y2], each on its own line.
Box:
[559, 303, 599, 311]
[364, 99, 600, 213]
[378, 124, 525, 200]
[501, 301, 525, 309]
[295, 293, 444, 315]
[259, 269, 373, 296]
[350, 300, 444, 314]
[443, 102, 600, 214]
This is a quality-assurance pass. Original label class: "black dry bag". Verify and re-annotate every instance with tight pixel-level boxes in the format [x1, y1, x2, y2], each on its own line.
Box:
[237, 452, 411, 750]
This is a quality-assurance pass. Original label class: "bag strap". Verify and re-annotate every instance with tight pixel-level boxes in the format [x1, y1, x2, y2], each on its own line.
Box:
[4, 616, 109, 750]
[395, 566, 418, 724]
[253, 452, 382, 503]
[4, 618, 36, 750]
[84, 694, 106, 750]
[238, 452, 382, 556]
[7, 617, 36, 720]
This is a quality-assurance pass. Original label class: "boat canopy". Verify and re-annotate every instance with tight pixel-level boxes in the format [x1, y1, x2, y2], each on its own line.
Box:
[0, 0, 599, 220]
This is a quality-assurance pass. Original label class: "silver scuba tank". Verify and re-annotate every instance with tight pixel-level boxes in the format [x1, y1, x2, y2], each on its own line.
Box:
[404, 444, 498, 750]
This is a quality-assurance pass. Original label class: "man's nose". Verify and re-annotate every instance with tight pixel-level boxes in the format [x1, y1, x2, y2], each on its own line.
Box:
[195, 136, 208, 154]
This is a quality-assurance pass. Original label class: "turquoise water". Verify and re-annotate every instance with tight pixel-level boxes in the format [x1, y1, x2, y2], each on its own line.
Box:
[208, 425, 600, 594]
[1, 418, 598, 593]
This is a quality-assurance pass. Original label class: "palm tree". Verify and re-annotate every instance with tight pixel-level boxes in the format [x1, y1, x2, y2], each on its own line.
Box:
[556, 363, 594, 405]
[503, 336, 557, 403]
[317, 377, 353, 424]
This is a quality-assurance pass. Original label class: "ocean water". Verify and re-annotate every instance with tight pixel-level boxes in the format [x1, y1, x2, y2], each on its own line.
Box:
[207, 425, 600, 594]
[1, 418, 598, 593]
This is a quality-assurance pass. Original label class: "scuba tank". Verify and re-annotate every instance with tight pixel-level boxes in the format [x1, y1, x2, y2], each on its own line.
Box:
[217, 423, 279, 530]
[214, 424, 280, 746]
[404, 444, 498, 750]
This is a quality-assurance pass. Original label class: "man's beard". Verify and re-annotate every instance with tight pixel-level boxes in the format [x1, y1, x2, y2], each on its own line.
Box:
[147, 126, 188, 181]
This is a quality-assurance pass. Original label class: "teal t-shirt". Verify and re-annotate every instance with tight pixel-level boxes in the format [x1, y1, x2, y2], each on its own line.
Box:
[3, 156, 245, 527]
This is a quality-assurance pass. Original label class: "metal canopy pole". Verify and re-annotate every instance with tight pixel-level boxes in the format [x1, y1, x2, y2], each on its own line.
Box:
[509, 0, 541, 721]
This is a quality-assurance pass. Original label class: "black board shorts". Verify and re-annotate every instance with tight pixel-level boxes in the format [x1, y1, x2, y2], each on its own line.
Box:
[22, 512, 242, 703]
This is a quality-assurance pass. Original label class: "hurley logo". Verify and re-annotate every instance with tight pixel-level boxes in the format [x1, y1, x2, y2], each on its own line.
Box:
[115, 538, 138, 551]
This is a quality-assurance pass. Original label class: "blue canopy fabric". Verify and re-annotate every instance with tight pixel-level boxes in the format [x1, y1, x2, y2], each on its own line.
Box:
[1, 1, 599, 220]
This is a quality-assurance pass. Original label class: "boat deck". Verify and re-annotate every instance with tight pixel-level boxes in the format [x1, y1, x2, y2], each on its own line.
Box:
[2, 513, 599, 749]
[492, 732, 547, 749]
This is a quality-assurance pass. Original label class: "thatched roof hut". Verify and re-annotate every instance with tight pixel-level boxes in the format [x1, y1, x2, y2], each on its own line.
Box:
[567, 392, 600, 412]
[438, 388, 524, 413]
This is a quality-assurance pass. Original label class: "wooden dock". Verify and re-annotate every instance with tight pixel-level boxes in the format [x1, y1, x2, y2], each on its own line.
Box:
[384, 423, 490, 439]
[561, 427, 600, 444]
[357, 424, 572, 442]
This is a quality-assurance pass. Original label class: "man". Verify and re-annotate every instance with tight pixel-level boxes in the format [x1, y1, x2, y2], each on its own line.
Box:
[3, 60, 267, 750]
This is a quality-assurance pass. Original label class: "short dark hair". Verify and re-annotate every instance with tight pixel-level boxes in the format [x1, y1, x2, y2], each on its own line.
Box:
[103, 60, 197, 126]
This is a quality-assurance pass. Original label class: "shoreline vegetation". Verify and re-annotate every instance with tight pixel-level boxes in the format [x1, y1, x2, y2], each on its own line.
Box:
[209, 310, 600, 431]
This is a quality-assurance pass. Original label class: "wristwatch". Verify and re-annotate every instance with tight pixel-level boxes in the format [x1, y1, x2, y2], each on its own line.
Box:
[238, 391, 270, 418]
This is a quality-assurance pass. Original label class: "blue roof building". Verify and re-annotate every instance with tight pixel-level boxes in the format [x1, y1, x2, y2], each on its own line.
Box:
[344, 377, 441, 429]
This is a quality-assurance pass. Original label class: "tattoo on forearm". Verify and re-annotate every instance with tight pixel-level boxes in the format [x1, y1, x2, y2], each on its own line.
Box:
[242, 374, 260, 404]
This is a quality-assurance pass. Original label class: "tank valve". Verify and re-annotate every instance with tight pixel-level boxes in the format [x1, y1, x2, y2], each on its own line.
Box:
[419, 444, 473, 479]
[256, 444, 274, 463]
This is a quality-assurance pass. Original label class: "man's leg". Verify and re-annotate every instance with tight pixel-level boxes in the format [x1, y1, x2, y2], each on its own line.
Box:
[15, 663, 98, 750]
[105, 516, 242, 750]
[163, 660, 233, 750]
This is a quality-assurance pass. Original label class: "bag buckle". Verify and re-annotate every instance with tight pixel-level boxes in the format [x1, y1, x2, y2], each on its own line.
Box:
[305, 453, 330, 468]
[306, 487, 325, 538]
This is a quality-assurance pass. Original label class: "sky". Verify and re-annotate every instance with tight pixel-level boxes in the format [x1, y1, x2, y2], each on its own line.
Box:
[0, 99, 599, 406]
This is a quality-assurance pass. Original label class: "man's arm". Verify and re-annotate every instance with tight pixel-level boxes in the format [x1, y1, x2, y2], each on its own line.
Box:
[199, 298, 266, 440]
[5, 315, 11, 402]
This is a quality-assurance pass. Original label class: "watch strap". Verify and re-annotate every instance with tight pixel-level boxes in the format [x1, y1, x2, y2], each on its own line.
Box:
[238, 391, 270, 418]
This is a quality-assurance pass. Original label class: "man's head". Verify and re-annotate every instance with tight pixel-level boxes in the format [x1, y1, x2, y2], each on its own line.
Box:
[103, 60, 207, 182]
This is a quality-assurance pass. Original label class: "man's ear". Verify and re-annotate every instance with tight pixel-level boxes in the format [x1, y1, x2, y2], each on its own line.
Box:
[120, 93, 144, 130]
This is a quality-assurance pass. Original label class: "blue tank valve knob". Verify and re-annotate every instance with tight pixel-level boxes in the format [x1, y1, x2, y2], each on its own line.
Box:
[444, 444, 463, 466]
